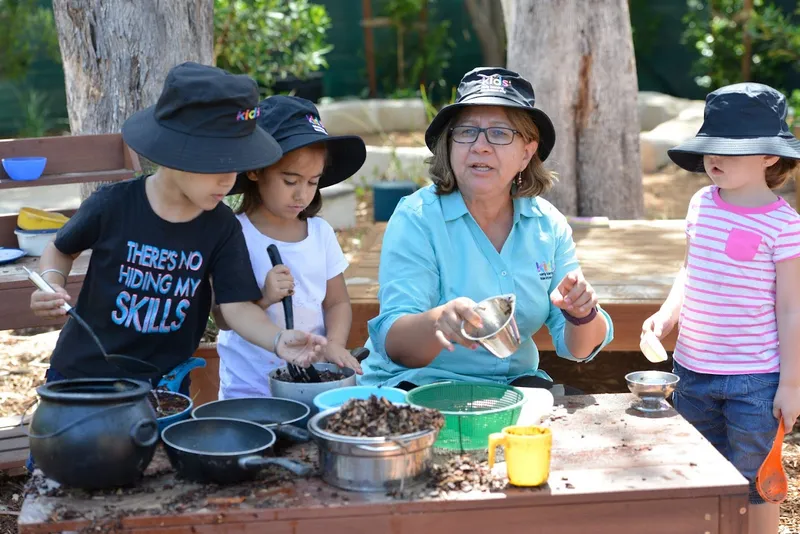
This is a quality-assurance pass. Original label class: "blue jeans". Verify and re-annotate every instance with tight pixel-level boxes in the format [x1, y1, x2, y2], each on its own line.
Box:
[26, 368, 191, 473]
[672, 362, 780, 504]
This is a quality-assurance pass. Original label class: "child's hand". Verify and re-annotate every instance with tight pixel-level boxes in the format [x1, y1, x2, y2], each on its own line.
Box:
[262, 265, 295, 308]
[641, 311, 676, 340]
[323, 344, 364, 375]
[30, 285, 71, 318]
[773, 384, 800, 430]
[275, 330, 326, 367]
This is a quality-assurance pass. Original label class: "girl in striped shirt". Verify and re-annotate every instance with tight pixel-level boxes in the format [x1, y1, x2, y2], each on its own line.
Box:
[642, 82, 800, 534]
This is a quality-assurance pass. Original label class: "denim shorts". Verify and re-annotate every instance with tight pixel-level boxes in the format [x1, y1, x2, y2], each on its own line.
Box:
[672, 362, 780, 505]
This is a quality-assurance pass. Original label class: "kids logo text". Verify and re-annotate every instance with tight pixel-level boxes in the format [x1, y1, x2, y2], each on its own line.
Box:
[236, 107, 261, 121]
[111, 241, 205, 334]
[478, 74, 511, 93]
[307, 114, 328, 134]
[536, 260, 553, 281]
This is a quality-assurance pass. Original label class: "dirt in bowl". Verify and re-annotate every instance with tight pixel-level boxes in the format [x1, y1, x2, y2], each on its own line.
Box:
[273, 368, 347, 383]
[148, 390, 190, 417]
[325, 395, 444, 438]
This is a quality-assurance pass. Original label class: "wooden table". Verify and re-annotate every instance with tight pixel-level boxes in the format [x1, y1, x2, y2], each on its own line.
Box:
[345, 220, 687, 352]
[18, 394, 749, 534]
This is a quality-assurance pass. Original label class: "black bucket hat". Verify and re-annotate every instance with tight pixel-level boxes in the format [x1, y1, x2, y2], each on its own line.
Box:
[122, 62, 282, 175]
[425, 67, 556, 161]
[668, 82, 800, 173]
[231, 95, 366, 194]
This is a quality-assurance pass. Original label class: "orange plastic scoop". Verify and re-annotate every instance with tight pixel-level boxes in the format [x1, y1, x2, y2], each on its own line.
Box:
[755, 418, 787, 504]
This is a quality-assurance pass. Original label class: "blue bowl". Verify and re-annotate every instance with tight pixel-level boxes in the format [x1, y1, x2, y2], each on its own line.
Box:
[313, 386, 408, 412]
[153, 390, 194, 434]
[2, 157, 47, 181]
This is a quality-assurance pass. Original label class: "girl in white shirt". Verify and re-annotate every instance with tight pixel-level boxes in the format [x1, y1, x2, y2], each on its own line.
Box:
[214, 95, 367, 398]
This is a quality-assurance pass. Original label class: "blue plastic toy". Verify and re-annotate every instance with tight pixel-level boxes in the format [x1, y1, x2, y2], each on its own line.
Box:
[2, 157, 47, 181]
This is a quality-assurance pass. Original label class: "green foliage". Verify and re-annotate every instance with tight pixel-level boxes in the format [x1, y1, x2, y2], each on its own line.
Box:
[14, 87, 69, 137]
[0, 0, 60, 81]
[682, 1, 800, 89]
[375, 0, 455, 106]
[214, 0, 333, 92]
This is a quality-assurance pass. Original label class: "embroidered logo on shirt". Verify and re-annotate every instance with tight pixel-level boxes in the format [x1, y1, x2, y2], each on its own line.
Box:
[536, 260, 553, 281]
[307, 114, 328, 134]
[236, 107, 261, 121]
[478, 74, 510, 93]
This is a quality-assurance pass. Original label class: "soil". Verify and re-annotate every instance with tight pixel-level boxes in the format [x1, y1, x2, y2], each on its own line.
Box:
[148, 390, 190, 418]
[272, 368, 347, 383]
[325, 395, 445, 438]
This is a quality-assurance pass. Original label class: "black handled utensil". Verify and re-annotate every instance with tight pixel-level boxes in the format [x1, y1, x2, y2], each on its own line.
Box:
[266, 245, 322, 383]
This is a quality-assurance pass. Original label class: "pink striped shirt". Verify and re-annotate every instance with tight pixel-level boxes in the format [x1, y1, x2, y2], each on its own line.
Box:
[675, 186, 800, 374]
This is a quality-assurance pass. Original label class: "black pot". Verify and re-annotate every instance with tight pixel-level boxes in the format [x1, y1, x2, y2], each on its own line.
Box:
[271, 71, 324, 103]
[29, 378, 159, 490]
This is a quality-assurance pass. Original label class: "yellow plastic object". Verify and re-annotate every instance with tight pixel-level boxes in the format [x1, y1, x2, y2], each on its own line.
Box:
[17, 207, 70, 231]
[640, 331, 669, 363]
[488, 425, 552, 487]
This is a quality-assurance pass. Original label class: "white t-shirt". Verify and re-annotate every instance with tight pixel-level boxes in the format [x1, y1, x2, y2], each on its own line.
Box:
[217, 213, 349, 398]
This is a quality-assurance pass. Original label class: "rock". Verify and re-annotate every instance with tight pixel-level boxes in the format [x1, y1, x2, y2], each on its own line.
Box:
[319, 182, 357, 230]
[638, 91, 704, 132]
[317, 99, 428, 136]
[639, 113, 704, 173]
[349, 145, 432, 186]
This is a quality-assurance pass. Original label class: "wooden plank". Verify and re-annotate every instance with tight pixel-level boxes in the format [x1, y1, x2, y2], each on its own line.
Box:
[0, 169, 136, 190]
[0, 134, 126, 176]
[0, 252, 89, 330]
[720, 494, 749, 534]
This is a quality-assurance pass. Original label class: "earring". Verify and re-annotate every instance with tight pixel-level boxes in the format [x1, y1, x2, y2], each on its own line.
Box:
[516, 172, 523, 187]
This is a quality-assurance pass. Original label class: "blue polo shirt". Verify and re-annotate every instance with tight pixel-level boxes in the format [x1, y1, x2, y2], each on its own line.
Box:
[357, 185, 614, 387]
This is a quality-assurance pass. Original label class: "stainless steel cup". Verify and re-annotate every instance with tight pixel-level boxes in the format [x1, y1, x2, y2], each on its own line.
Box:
[460, 294, 521, 359]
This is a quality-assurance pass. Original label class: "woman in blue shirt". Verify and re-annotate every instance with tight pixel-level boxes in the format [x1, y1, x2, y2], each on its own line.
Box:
[358, 67, 614, 393]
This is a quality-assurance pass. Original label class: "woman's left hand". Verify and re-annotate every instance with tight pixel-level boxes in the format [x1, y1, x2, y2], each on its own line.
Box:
[550, 270, 598, 318]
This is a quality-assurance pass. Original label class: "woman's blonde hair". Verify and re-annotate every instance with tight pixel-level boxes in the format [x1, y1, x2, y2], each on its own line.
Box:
[427, 107, 556, 197]
[766, 157, 798, 190]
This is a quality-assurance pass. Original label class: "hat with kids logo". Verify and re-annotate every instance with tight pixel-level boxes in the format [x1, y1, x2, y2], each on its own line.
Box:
[668, 82, 800, 173]
[122, 62, 283, 175]
[230, 95, 367, 194]
[424, 67, 556, 162]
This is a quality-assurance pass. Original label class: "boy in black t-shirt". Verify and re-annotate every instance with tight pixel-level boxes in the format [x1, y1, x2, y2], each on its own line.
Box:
[29, 63, 330, 385]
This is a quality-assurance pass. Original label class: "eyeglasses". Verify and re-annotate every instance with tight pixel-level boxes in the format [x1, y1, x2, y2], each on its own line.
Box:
[449, 126, 519, 145]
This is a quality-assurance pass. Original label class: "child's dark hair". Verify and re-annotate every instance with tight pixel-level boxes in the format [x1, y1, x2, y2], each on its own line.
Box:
[235, 145, 328, 219]
[766, 157, 799, 190]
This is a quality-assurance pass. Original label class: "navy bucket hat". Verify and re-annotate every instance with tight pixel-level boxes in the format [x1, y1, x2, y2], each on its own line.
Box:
[668, 82, 800, 173]
[230, 96, 366, 194]
[425, 67, 556, 162]
[122, 62, 282, 175]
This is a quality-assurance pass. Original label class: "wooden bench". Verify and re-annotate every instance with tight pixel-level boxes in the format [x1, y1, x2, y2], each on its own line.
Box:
[0, 414, 32, 477]
[0, 133, 141, 331]
[345, 219, 687, 352]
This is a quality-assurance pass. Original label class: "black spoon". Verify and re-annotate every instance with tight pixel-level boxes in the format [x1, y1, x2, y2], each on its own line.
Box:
[265, 245, 322, 383]
[25, 267, 162, 379]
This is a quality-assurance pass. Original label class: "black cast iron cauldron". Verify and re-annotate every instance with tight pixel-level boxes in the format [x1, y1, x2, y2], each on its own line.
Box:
[29, 378, 159, 490]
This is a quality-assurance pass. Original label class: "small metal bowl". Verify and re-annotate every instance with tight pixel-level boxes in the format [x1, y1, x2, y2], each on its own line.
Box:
[625, 370, 680, 413]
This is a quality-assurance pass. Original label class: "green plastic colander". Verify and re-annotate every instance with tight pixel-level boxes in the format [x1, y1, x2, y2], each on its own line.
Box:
[406, 382, 525, 452]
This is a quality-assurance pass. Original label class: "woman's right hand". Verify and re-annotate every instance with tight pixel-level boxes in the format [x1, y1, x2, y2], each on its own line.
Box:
[261, 265, 295, 308]
[434, 297, 483, 352]
[30, 285, 71, 318]
[641, 310, 676, 341]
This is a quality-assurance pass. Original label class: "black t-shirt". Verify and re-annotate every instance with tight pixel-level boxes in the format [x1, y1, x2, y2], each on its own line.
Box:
[50, 177, 262, 379]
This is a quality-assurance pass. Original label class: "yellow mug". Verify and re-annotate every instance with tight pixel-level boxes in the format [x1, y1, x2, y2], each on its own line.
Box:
[488, 425, 552, 487]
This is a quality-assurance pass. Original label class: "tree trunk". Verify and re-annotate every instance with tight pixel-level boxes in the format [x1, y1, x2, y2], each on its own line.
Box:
[52, 0, 214, 199]
[507, 0, 643, 219]
[500, 0, 515, 44]
[464, 0, 506, 66]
